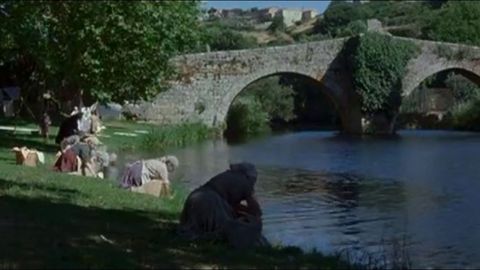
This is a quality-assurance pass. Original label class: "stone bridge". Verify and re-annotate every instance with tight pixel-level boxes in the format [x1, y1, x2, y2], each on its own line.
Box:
[135, 35, 480, 133]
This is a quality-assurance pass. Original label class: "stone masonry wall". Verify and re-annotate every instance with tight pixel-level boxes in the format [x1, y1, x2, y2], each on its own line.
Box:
[139, 35, 480, 134]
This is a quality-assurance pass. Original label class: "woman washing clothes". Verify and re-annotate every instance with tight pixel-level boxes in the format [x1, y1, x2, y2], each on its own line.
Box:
[120, 156, 179, 196]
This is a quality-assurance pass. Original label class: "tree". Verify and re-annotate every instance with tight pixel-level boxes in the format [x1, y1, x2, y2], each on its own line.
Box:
[423, 1, 480, 46]
[268, 16, 286, 33]
[0, 1, 203, 108]
[242, 76, 296, 122]
[203, 25, 257, 51]
[445, 73, 480, 104]
[314, 1, 372, 36]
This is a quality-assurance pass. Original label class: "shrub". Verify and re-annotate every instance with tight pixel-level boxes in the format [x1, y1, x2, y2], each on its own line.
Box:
[445, 72, 480, 104]
[140, 123, 216, 151]
[451, 95, 480, 131]
[423, 1, 480, 46]
[203, 26, 257, 51]
[347, 33, 419, 116]
[334, 20, 367, 37]
[268, 16, 287, 33]
[225, 97, 270, 136]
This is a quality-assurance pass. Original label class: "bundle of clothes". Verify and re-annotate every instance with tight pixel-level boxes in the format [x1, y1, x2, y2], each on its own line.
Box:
[16, 103, 271, 249]
[12, 146, 45, 167]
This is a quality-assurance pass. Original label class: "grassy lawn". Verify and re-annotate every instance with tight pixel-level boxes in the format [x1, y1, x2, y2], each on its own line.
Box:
[0, 119, 349, 269]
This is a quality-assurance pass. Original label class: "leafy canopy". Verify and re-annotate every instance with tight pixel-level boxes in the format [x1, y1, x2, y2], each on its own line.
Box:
[0, 1, 202, 103]
[423, 1, 480, 46]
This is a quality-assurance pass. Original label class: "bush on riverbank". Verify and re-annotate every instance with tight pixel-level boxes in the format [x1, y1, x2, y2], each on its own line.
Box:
[140, 122, 219, 152]
[225, 76, 296, 138]
[451, 95, 480, 131]
[225, 97, 270, 137]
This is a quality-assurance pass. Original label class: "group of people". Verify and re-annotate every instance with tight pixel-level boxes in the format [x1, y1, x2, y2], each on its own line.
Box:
[122, 158, 270, 249]
[48, 104, 269, 249]
[53, 105, 113, 179]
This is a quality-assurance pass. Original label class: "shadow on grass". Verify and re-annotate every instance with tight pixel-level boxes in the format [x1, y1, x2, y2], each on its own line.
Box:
[0, 118, 34, 127]
[0, 176, 347, 269]
[0, 192, 192, 269]
[0, 179, 79, 199]
[0, 132, 57, 154]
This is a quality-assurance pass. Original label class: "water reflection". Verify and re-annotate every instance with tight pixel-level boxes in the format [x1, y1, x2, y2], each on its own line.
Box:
[118, 130, 480, 269]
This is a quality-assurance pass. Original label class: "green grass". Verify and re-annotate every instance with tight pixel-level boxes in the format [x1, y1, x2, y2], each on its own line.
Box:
[0, 118, 350, 269]
[139, 123, 219, 153]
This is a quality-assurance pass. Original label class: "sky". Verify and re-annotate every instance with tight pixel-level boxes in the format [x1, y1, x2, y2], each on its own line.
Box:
[204, 1, 331, 13]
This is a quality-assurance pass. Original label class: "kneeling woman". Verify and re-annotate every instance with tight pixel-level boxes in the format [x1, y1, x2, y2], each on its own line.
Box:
[178, 162, 269, 249]
[120, 156, 179, 196]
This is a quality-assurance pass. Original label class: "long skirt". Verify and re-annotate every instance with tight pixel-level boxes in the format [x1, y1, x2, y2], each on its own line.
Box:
[53, 149, 78, 172]
[120, 161, 143, 188]
[178, 186, 269, 249]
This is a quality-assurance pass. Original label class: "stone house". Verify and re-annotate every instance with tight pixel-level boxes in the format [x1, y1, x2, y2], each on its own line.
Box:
[301, 9, 318, 22]
[275, 9, 304, 27]
[221, 8, 243, 18]
[257, 7, 280, 21]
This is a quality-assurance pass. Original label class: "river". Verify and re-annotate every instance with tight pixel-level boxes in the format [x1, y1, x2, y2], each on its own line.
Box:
[119, 130, 480, 269]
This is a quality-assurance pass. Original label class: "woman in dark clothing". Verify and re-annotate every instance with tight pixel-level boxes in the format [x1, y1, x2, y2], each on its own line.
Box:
[178, 163, 268, 249]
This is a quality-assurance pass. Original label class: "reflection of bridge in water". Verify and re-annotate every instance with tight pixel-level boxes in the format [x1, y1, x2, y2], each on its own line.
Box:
[134, 34, 480, 134]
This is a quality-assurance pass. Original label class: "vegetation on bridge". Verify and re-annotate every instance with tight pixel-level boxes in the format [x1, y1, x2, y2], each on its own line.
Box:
[347, 33, 418, 117]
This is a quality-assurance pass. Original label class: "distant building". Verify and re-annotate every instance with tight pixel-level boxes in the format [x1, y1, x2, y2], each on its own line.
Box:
[207, 8, 223, 19]
[352, 0, 370, 3]
[275, 9, 304, 27]
[257, 7, 280, 21]
[301, 9, 318, 22]
[221, 8, 243, 18]
[206, 7, 318, 26]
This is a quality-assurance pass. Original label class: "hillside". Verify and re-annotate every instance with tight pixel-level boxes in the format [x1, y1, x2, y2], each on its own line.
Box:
[200, 1, 476, 51]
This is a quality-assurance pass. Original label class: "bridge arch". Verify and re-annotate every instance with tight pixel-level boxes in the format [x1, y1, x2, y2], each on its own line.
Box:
[402, 66, 480, 98]
[216, 70, 350, 131]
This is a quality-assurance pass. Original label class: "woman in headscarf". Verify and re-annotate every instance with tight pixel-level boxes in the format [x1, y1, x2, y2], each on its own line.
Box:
[178, 162, 268, 249]
[120, 156, 179, 196]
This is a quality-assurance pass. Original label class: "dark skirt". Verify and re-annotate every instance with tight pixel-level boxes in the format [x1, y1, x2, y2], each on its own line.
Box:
[53, 149, 78, 172]
[120, 161, 143, 188]
[178, 186, 269, 249]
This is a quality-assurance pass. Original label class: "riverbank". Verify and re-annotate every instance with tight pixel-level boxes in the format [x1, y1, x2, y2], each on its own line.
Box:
[0, 119, 350, 269]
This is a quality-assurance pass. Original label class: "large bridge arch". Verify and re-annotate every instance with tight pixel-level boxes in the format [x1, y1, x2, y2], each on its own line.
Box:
[402, 66, 480, 98]
[218, 70, 349, 131]
[400, 37, 480, 98]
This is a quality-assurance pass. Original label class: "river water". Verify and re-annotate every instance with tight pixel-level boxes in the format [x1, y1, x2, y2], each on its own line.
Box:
[119, 130, 480, 269]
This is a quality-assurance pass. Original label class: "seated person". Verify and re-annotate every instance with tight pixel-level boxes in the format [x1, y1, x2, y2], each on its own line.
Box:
[177, 162, 269, 249]
[120, 156, 179, 196]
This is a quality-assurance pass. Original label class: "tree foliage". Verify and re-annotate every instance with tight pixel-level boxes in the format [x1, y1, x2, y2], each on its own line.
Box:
[445, 72, 480, 104]
[268, 16, 286, 33]
[423, 1, 480, 46]
[226, 76, 297, 136]
[226, 97, 270, 136]
[0, 1, 202, 105]
[347, 33, 418, 115]
[242, 76, 296, 122]
[203, 24, 257, 51]
[315, 1, 371, 36]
